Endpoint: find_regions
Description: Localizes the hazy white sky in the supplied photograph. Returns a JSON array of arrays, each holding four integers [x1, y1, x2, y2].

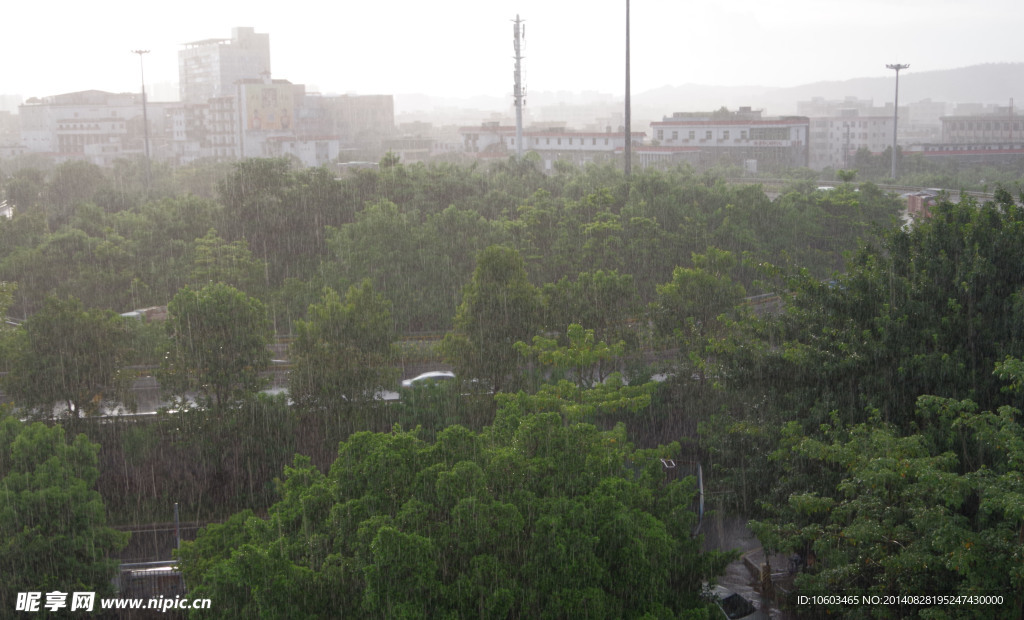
[[3, 0, 1020, 101]]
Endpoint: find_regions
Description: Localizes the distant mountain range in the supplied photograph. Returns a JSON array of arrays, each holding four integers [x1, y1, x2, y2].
[[638, 62, 1024, 116], [396, 63, 1024, 125]]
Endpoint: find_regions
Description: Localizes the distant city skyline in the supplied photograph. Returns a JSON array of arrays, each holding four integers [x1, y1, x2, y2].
[[4, 0, 1022, 104]]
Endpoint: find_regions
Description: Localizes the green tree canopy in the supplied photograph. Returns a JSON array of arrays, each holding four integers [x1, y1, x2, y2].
[[540, 270, 638, 347], [442, 245, 541, 392], [177, 398, 731, 618], [160, 283, 271, 409], [189, 228, 267, 298], [652, 247, 746, 343], [750, 380, 1024, 618], [0, 413, 129, 607], [515, 323, 626, 390], [289, 280, 397, 413], [1, 296, 128, 418]]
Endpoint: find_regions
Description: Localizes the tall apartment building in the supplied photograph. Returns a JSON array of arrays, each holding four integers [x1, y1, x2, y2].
[[808, 112, 893, 171], [168, 97, 240, 164], [799, 97, 949, 168], [179, 27, 270, 104]]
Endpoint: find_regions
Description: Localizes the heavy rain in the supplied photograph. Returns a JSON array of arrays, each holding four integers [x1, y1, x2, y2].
[[2, 3, 1024, 618]]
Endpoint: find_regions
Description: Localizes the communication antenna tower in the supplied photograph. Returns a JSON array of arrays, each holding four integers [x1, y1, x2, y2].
[[513, 15, 526, 160]]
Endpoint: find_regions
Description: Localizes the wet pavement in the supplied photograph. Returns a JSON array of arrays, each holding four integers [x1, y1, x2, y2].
[[703, 514, 796, 619]]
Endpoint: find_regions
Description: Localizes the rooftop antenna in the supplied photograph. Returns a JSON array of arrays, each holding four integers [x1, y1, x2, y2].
[[513, 15, 526, 160]]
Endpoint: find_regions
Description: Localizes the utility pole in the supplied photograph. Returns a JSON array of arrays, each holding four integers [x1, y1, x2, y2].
[[844, 123, 851, 170], [624, 0, 632, 179], [1010, 98, 1014, 144], [513, 15, 525, 160], [132, 49, 152, 190], [886, 63, 909, 180]]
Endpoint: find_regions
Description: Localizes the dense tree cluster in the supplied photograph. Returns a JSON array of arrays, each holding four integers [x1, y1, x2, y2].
[[160, 283, 273, 409], [0, 413, 128, 609], [1, 156, 901, 332], [2, 296, 130, 418], [176, 411, 731, 618], [694, 193, 1024, 615], [5, 154, 1022, 615], [289, 281, 397, 412]]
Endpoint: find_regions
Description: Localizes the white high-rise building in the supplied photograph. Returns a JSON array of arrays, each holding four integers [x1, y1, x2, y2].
[[178, 27, 271, 104], [808, 112, 893, 171]]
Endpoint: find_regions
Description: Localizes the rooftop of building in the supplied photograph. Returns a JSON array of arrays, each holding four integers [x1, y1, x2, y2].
[[181, 38, 232, 48], [651, 118, 808, 127]]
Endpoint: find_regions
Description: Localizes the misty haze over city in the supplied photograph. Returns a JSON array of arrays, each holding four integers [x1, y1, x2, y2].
[[4, 0, 1024, 101]]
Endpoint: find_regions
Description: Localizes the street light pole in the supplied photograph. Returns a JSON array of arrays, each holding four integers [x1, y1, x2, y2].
[[624, 0, 631, 180], [886, 63, 909, 180], [131, 49, 152, 190]]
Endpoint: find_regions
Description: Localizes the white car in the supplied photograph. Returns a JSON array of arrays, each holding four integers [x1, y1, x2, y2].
[[400, 371, 456, 389]]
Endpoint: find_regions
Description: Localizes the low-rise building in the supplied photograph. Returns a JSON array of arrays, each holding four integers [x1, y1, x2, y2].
[[634, 145, 702, 169], [458, 121, 643, 170], [940, 109, 1023, 143], [18, 90, 174, 165], [650, 108, 809, 172]]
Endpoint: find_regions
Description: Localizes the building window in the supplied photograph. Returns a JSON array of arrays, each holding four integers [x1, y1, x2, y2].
[[723, 130, 730, 140], [688, 131, 696, 140], [705, 131, 712, 139], [592, 138, 596, 145], [557, 138, 561, 145], [657, 130, 664, 140], [741, 130, 748, 140]]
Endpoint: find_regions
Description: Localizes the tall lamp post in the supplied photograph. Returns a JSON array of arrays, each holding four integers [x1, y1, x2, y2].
[[131, 49, 152, 190], [886, 63, 909, 180], [624, 0, 631, 180]]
